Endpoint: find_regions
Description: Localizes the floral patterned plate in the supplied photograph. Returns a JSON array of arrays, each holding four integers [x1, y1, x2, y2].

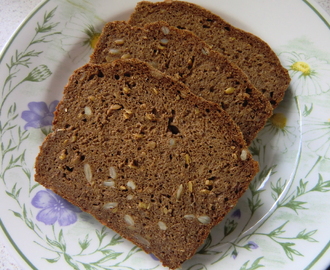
[[1, 0, 330, 269]]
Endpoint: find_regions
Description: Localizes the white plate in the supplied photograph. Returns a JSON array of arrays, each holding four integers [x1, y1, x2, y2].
[[1, 0, 330, 269]]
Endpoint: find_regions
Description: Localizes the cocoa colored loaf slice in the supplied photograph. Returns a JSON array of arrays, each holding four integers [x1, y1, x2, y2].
[[90, 21, 273, 144], [35, 59, 258, 269], [128, 0, 291, 108]]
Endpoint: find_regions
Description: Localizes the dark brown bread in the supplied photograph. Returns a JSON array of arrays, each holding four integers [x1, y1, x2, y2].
[[35, 59, 258, 269], [128, 0, 291, 108], [90, 21, 273, 144]]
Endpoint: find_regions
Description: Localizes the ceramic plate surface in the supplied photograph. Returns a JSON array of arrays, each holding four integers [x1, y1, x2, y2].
[[1, 0, 330, 269]]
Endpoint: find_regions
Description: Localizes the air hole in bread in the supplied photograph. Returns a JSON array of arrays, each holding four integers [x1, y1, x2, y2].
[[97, 70, 104, 78], [270, 100, 276, 106], [151, 108, 159, 117], [242, 100, 248, 107], [124, 72, 131, 77], [168, 125, 180, 134], [245, 88, 252, 94], [162, 194, 171, 199], [165, 60, 171, 69], [167, 110, 179, 134], [88, 74, 96, 81], [65, 165, 74, 172], [114, 74, 120, 80]]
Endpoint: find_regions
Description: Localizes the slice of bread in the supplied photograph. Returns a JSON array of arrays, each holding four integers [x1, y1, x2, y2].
[[90, 21, 273, 144], [35, 59, 258, 269], [128, 0, 291, 108]]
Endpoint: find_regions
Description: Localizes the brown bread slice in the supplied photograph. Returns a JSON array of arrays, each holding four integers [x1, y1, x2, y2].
[[128, 0, 291, 108], [35, 59, 258, 269], [90, 21, 273, 145]]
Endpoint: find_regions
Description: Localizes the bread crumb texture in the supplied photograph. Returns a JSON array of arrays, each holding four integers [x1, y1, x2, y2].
[[35, 59, 258, 269]]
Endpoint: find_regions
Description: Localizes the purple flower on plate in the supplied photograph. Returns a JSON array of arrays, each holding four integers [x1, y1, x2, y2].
[[21, 100, 59, 130], [150, 253, 159, 261], [231, 209, 241, 219], [231, 249, 238, 259], [31, 189, 81, 226], [245, 241, 259, 250]]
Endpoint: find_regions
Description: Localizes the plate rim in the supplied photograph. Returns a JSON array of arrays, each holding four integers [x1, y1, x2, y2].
[[1, 0, 330, 269]]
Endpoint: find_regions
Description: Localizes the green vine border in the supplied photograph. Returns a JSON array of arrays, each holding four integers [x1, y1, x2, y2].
[[0, 1, 51, 269]]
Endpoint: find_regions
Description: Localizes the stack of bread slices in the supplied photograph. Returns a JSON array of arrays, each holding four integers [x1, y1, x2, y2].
[[35, 1, 290, 269]]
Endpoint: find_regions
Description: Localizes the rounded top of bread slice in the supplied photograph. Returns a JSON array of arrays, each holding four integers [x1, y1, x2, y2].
[[90, 20, 273, 144], [36, 59, 258, 269], [128, 0, 291, 108]]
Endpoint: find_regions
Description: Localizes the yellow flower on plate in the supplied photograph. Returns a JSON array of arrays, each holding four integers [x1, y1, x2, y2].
[[257, 112, 297, 152], [82, 25, 101, 49], [61, 13, 102, 63], [280, 52, 330, 96], [269, 113, 287, 129], [291, 61, 311, 76]]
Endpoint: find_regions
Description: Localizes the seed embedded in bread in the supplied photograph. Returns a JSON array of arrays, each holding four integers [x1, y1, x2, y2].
[[103, 180, 115, 187], [109, 166, 117, 179], [114, 39, 125, 45], [158, 221, 168, 230], [184, 214, 195, 220], [84, 163, 92, 183], [103, 202, 118, 209], [124, 214, 135, 226], [198, 215, 211, 224], [127, 180, 136, 190]]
